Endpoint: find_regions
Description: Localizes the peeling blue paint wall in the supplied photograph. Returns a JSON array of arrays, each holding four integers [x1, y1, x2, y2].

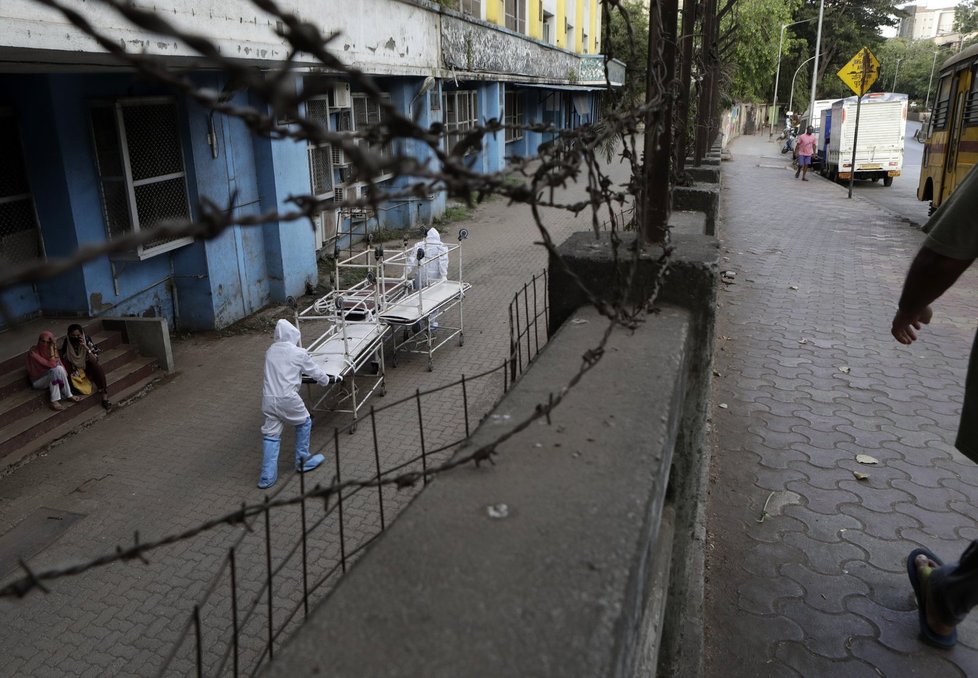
[[183, 77, 275, 329], [252, 90, 318, 306]]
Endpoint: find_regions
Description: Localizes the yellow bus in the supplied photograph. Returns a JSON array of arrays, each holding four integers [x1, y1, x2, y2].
[[918, 43, 978, 215]]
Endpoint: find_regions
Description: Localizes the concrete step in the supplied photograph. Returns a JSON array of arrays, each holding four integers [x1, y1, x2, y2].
[[0, 345, 140, 421], [0, 328, 123, 399], [0, 356, 161, 465]]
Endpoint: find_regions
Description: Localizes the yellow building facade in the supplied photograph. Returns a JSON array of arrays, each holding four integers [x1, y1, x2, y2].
[[485, 0, 600, 55]]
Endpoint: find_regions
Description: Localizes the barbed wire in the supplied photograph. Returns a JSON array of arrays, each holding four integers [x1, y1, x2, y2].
[[1, 0, 679, 631]]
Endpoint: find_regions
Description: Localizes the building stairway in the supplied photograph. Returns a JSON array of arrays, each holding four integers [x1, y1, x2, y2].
[[0, 319, 163, 467]]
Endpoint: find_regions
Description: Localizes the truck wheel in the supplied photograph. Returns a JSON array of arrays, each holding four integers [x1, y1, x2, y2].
[[883, 176, 894, 187]]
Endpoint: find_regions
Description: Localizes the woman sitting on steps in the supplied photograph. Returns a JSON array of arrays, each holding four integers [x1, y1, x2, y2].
[[60, 324, 112, 411], [26, 331, 81, 411]]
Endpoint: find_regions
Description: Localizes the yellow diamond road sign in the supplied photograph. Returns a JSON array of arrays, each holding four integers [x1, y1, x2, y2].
[[837, 47, 880, 96]]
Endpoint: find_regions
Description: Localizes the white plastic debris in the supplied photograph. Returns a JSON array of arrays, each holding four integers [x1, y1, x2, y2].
[[719, 403, 728, 409], [486, 503, 509, 519], [839, 366, 851, 374], [789, 285, 799, 290], [856, 454, 879, 465]]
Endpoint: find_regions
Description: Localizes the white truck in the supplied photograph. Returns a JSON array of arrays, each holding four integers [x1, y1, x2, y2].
[[819, 92, 907, 186]]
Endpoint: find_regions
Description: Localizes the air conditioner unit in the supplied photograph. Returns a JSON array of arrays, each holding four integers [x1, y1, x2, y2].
[[337, 166, 354, 184], [331, 146, 349, 166], [336, 110, 354, 132], [331, 83, 352, 109]]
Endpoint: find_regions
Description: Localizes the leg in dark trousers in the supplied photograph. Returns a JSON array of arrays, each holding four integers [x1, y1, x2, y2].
[[931, 541, 978, 626], [86, 357, 111, 407]]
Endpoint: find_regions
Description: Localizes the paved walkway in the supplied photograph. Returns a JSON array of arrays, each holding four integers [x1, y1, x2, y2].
[[0, 153, 635, 675], [706, 134, 978, 675]]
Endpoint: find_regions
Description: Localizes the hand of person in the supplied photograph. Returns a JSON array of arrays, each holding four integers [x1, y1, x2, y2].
[[891, 306, 933, 345]]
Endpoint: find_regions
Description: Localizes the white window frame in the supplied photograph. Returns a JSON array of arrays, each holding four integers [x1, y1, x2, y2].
[[504, 89, 524, 143], [505, 0, 526, 32], [460, 0, 481, 18], [442, 89, 480, 155], [90, 97, 193, 261]]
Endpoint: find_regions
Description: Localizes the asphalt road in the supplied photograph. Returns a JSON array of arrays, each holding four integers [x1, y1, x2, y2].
[[846, 119, 930, 229]]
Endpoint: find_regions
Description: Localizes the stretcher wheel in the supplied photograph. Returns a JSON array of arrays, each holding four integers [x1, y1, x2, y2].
[[350, 422, 357, 434], [380, 380, 387, 396], [427, 359, 433, 372], [458, 332, 464, 347]]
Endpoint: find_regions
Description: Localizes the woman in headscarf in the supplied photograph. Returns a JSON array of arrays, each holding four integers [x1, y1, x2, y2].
[[26, 331, 80, 411], [60, 323, 111, 411]]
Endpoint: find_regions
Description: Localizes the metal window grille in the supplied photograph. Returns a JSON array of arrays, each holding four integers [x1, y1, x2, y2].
[[966, 65, 978, 127], [505, 90, 524, 143], [90, 98, 192, 260], [352, 92, 393, 173], [0, 109, 43, 265], [442, 90, 479, 154], [460, 0, 480, 17], [933, 75, 953, 130], [305, 96, 334, 198]]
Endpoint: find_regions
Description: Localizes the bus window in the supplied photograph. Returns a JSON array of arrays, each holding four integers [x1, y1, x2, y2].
[[933, 75, 953, 130], [966, 64, 978, 127]]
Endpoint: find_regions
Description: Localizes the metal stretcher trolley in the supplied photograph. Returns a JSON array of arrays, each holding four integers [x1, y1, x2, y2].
[[379, 229, 470, 371], [294, 246, 408, 431]]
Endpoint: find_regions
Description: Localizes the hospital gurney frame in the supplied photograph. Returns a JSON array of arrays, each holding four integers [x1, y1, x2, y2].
[[379, 229, 470, 371], [303, 300, 389, 432]]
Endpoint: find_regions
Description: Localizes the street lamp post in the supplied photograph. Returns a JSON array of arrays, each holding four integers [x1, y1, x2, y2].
[[770, 17, 817, 137], [807, 0, 825, 125], [789, 54, 821, 115], [892, 57, 904, 91]]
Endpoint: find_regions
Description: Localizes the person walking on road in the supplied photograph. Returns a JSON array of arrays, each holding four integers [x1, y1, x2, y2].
[[794, 126, 817, 181], [258, 319, 340, 490], [892, 165, 978, 649]]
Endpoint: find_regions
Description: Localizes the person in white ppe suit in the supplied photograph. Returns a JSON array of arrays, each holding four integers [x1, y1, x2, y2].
[[404, 227, 449, 330], [258, 319, 340, 489]]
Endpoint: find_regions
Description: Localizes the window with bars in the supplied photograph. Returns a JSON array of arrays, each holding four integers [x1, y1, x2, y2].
[[460, 0, 480, 17], [352, 92, 393, 181], [505, 90, 524, 143], [442, 90, 479, 155], [90, 98, 192, 260], [0, 109, 43, 266], [965, 65, 978, 127], [933, 75, 953, 130], [505, 0, 526, 32], [305, 96, 334, 198]]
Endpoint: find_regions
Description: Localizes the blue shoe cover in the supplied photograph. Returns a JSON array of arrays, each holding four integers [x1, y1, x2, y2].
[[297, 453, 325, 473], [258, 436, 280, 489]]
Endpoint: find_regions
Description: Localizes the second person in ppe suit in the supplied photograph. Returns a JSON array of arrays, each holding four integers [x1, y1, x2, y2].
[[258, 319, 340, 490], [404, 227, 449, 330]]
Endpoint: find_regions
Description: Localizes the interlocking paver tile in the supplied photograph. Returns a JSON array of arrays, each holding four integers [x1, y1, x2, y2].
[[847, 637, 973, 676], [706, 134, 978, 675], [774, 641, 879, 678], [0, 142, 641, 673], [777, 598, 876, 659]]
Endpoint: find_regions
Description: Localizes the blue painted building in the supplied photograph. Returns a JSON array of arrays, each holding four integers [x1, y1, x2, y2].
[[0, 0, 623, 331]]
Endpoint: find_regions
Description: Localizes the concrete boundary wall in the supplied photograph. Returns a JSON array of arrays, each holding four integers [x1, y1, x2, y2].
[[263, 225, 718, 676], [102, 317, 174, 372]]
